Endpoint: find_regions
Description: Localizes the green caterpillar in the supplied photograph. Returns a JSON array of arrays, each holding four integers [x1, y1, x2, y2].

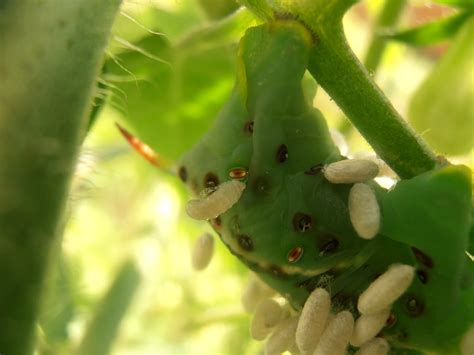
[[175, 20, 473, 354]]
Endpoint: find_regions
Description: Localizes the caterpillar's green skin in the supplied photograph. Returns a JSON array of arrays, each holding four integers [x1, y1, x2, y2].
[[178, 21, 473, 354]]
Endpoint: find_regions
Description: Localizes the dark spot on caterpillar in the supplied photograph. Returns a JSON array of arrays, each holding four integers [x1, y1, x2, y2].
[[403, 294, 424, 317], [178, 166, 187, 182], [204, 172, 219, 188], [287, 247, 304, 263], [317, 235, 339, 255], [251, 175, 271, 196], [268, 265, 288, 279], [243, 121, 254, 134], [229, 167, 248, 180], [305, 164, 324, 175], [411, 247, 434, 269], [237, 234, 253, 251], [417, 269, 428, 284], [293, 213, 313, 232], [276, 144, 289, 163], [386, 312, 397, 328]]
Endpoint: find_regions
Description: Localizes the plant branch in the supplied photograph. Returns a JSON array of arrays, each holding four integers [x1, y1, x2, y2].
[[0, 1, 122, 354], [307, 22, 437, 178]]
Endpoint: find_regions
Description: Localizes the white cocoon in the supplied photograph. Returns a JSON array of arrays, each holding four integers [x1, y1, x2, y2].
[[358, 264, 415, 315]]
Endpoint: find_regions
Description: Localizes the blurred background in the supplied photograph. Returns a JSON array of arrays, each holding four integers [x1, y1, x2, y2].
[[39, 0, 472, 354]]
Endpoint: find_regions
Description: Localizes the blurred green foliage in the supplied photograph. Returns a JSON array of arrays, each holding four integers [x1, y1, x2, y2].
[[409, 16, 474, 155]]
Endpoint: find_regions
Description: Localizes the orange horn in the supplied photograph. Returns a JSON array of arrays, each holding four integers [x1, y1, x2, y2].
[[116, 123, 163, 167]]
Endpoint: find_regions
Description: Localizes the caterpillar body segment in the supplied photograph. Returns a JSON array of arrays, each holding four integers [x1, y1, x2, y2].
[[175, 19, 473, 354], [381, 165, 474, 352]]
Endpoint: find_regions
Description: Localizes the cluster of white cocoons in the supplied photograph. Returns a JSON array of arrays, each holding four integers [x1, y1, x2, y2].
[[294, 288, 354, 355], [350, 264, 415, 353], [324, 159, 381, 240], [248, 263, 416, 355], [186, 180, 246, 220], [190, 233, 214, 271]]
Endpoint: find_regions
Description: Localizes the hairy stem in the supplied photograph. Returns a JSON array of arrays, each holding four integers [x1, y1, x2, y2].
[[77, 260, 140, 355], [0, 1, 122, 354], [307, 22, 437, 178]]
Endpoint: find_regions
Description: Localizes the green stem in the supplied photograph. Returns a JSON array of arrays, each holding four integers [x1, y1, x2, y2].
[[338, 0, 406, 135], [77, 260, 140, 355], [0, 1, 121, 354], [307, 23, 437, 178], [274, 0, 437, 178], [363, 0, 406, 73]]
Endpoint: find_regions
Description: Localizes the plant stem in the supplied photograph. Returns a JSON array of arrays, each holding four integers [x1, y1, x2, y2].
[[338, 0, 406, 135], [363, 0, 406, 73], [77, 260, 140, 355], [275, 0, 437, 178], [307, 23, 437, 178], [0, 1, 121, 354]]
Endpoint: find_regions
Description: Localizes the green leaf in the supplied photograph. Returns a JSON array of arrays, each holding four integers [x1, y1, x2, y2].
[[386, 11, 472, 46], [409, 16, 474, 155], [76, 260, 141, 355], [434, 0, 474, 11], [107, 9, 255, 161]]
